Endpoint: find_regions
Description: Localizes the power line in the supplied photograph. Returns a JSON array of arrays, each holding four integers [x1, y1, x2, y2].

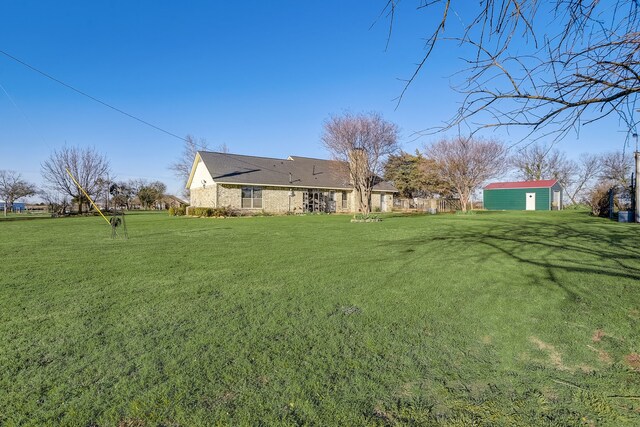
[[0, 79, 47, 144], [0, 49, 187, 142], [0, 50, 309, 182]]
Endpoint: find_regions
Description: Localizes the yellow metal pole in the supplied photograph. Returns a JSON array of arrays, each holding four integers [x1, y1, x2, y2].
[[65, 168, 111, 225]]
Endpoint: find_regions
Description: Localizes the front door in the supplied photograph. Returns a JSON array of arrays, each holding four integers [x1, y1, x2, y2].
[[526, 192, 536, 210], [380, 193, 386, 212]]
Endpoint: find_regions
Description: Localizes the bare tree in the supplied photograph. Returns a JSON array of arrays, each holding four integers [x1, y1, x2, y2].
[[322, 112, 400, 213], [585, 181, 613, 217], [510, 148, 630, 204], [599, 151, 633, 187], [427, 137, 507, 211], [39, 189, 69, 216], [583, 151, 635, 214], [382, 1, 640, 140], [510, 144, 576, 189], [170, 135, 209, 198], [0, 170, 37, 216], [564, 153, 602, 205], [170, 135, 229, 198], [41, 146, 110, 214]]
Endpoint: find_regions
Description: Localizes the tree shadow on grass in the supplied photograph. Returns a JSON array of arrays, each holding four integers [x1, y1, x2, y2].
[[380, 215, 640, 298], [483, 220, 639, 278]]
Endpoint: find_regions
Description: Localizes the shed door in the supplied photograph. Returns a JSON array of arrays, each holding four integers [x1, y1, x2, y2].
[[380, 193, 386, 212], [526, 192, 536, 210], [553, 191, 561, 210]]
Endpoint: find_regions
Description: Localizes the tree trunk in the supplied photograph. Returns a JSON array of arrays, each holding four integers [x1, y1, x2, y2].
[[459, 190, 470, 212], [355, 187, 364, 213], [362, 195, 370, 214], [356, 183, 372, 214]]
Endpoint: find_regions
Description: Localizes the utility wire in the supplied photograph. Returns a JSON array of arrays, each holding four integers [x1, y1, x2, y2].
[[0, 49, 187, 142], [0, 79, 47, 144], [0, 50, 309, 181]]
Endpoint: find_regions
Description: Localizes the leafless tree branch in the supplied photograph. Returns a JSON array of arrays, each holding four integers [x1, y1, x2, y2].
[[385, 1, 640, 139], [41, 146, 110, 214], [322, 112, 400, 214], [426, 136, 507, 211], [0, 170, 37, 215]]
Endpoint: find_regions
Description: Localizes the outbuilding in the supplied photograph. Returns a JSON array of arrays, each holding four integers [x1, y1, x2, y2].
[[483, 179, 563, 211], [0, 202, 26, 213]]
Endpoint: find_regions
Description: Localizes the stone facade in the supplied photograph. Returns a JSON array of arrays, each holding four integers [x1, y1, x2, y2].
[[215, 185, 304, 213], [190, 183, 217, 208], [336, 191, 351, 213], [216, 185, 241, 209], [370, 192, 393, 212], [190, 183, 393, 214], [348, 190, 393, 213], [263, 186, 304, 213]]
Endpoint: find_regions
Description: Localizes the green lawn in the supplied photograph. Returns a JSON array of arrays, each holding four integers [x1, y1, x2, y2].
[[1, 212, 51, 220], [1, 211, 640, 426]]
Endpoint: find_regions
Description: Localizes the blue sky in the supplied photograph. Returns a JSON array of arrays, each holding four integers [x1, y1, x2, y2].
[[0, 1, 633, 196]]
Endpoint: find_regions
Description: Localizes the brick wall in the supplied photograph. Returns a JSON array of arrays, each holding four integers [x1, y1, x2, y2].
[[191, 183, 393, 214], [217, 185, 241, 208], [263, 187, 304, 213], [215, 185, 303, 213], [190, 184, 217, 207]]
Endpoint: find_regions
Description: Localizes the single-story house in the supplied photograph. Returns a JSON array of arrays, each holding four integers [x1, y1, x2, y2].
[[128, 195, 187, 210], [483, 179, 563, 211], [186, 151, 397, 213], [154, 195, 187, 210]]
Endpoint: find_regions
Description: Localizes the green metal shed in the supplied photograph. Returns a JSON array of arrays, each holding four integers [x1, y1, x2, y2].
[[483, 179, 563, 211]]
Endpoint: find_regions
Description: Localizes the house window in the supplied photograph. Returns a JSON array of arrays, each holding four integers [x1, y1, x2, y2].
[[341, 192, 348, 209], [241, 186, 262, 208]]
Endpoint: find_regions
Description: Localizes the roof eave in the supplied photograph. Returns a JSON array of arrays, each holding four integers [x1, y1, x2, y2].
[[484, 179, 559, 190], [185, 152, 203, 189]]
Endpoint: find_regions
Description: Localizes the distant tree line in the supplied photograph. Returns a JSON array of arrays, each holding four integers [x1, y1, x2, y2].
[[383, 140, 633, 215], [3, 132, 230, 215], [320, 112, 632, 215], [0, 170, 37, 216], [110, 179, 167, 210], [2, 124, 633, 218], [1, 145, 172, 216]]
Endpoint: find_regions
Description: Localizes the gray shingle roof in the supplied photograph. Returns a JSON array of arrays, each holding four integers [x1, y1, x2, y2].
[[198, 151, 397, 192]]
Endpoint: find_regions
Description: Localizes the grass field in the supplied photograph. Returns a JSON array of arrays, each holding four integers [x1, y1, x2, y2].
[[1, 211, 640, 426]]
